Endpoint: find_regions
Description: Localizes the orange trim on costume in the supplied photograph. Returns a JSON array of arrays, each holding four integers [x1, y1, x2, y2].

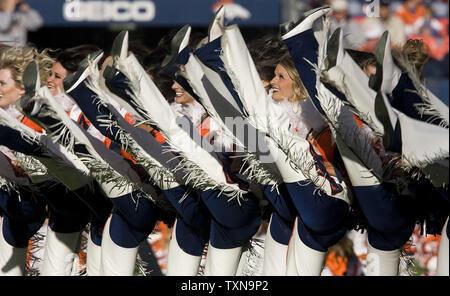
[[103, 137, 112, 149], [353, 114, 365, 129], [225, 172, 234, 184], [198, 116, 211, 138], [150, 129, 166, 144], [124, 113, 136, 125], [78, 114, 91, 129], [121, 149, 136, 163], [74, 110, 137, 163], [21, 116, 43, 133], [312, 127, 335, 163]]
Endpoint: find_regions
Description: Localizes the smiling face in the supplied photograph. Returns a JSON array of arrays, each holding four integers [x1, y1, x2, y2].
[[0, 68, 24, 109], [47, 62, 68, 96], [270, 64, 294, 102], [171, 81, 195, 105]]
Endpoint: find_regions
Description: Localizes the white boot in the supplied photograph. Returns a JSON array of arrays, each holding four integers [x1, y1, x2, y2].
[[262, 215, 289, 276], [208, 5, 225, 42], [281, 6, 331, 40], [285, 218, 326, 276], [99, 215, 139, 276], [326, 28, 345, 70], [0, 217, 27, 276], [365, 241, 400, 276], [86, 231, 102, 276], [41, 227, 80, 276], [436, 218, 449, 276], [166, 220, 202, 276], [371, 31, 402, 95], [204, 243, 242, 276]]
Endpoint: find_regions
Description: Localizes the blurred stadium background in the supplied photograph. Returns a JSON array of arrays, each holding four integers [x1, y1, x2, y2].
[[25, 0, 448, 105]]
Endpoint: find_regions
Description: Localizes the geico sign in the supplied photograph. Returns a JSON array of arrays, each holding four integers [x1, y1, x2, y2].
[[63, 1, 155, 22]]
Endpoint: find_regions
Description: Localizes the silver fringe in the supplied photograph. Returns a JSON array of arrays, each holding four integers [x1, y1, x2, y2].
[[392, 51, 449, 129]]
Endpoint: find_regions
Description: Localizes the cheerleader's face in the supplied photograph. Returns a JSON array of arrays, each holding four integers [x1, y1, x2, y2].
[[0, 68, 24, 109], [47, 62, 68, 96], [172, 81, 194, 105], [270, 64, 294, 102]]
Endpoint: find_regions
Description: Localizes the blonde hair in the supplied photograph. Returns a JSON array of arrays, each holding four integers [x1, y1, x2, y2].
[[402, 39, 429, 79], [279, 52, 308, 102], [0, 46, 54, 89]]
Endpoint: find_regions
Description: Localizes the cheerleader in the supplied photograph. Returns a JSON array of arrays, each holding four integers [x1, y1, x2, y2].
[[31, 45, 114, 276], [0, 45, 72, 276], [246, 35, 299, 276], [17, 45, 116, 275], [368, 32, 449, 275]]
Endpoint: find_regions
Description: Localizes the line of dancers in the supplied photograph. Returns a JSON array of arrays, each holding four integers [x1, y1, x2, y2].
[[0, 5, 448, 276]]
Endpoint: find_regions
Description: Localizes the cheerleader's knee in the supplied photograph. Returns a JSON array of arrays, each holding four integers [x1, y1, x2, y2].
[[300, 197, 348, 234], [45, 189, 91, 233], [200, 190, 260, 229], [209, 216, 261, 249], [0, 192, 46, 248], [367, 222, 416, 251], [262, 184, 297, 222], [47, 209, 90, 234], [174, 217, 210, 256], [163, 186, 210, 229], [296, 216, 348, 252], [269, 211, 295, 245], [353, 185, 409, 233], [108, 211, 156, 248], [285, 182, 349, 233], [110, 191, 159, 234]]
